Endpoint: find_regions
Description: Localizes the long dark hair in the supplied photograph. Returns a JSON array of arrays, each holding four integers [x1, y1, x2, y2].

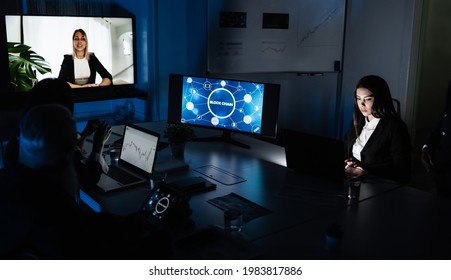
[[352, 75, 398, 135]]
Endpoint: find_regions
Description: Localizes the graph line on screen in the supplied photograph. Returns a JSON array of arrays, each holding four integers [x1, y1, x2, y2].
[[121, 141, 155, 163]]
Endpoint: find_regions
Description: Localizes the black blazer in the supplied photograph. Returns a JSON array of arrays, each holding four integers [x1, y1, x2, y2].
[[345, 116, 412, 183], [58, 53, 113, 84]]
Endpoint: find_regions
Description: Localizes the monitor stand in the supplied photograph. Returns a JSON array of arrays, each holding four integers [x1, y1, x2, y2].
[[192, 131, 250, 149]]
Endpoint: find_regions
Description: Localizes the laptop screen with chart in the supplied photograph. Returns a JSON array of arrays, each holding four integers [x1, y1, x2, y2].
[[97, 124, 160, 192], [120, 125, 158, 173]]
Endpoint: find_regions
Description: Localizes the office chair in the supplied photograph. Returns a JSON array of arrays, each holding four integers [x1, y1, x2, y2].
[[392, 98, 401, 115]]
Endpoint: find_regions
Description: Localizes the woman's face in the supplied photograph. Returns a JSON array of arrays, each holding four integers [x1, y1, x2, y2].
[[355, 87, 375, 120], [73, 31, 87, 53]]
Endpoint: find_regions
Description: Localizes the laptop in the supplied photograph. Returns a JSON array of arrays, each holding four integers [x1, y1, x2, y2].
[[97, 124, 160, 192], [282, 129, 346, 184]]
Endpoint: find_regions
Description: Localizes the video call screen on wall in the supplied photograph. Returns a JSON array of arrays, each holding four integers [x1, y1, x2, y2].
[[4, 14, 136, 93], [168, 74, 280, 138]]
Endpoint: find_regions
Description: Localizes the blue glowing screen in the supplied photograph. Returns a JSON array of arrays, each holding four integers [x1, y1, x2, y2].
[[180, 76, 265, 134]]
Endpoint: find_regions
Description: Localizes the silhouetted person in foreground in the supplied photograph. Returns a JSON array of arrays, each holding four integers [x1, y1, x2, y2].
[[3, 78, 110, 189], [0, 104, 171, 259]]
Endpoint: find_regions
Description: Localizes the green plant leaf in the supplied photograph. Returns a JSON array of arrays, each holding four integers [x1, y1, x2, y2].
[[8, 42, 52, 92]]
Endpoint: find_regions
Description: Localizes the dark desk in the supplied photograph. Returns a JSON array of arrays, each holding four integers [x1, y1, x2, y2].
[[255, 185, 451, 259], [80, 122, 444, 259]]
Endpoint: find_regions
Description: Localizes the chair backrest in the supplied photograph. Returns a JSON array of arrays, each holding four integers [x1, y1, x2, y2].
[[392, 98, 401, 115]]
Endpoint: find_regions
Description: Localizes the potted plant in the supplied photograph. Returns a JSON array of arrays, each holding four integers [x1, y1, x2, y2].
[[164, 122, 196, 157], [8, 42, 52, 92]]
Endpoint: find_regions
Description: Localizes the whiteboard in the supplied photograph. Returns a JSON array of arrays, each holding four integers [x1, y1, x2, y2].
[[207, 0, 346, 73]]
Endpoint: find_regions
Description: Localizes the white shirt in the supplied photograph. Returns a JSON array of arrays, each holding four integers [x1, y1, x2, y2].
[[74, 57, 90, 85], [352, 117, 381, 161]]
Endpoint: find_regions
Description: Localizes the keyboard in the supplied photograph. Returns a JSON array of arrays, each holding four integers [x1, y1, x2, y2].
[[107, 165, 142, 185]]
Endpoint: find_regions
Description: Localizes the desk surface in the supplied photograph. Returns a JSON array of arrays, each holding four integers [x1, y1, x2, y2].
[[81, 122, 450, 259], [255, 185, 451, 259]]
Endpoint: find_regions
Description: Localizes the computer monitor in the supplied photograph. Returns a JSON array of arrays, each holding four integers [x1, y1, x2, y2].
[[2, 14, 137, 105], [168, 74, 280, 148]]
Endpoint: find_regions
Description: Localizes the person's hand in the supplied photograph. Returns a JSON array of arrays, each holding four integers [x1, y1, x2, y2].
[[68, 83, 99, 88], [345, 166, 366, 177], [344, 158, 366, 176], [80, 119, 101, 138], [92, 121, 112, 154], [421, 148, 433, 173], [81, 83, 100, 88], [344, 158, 359, 169], [76, 119, 101, 150]]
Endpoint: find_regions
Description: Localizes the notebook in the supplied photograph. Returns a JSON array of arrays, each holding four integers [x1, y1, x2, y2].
[[97, 124, 160, 192], [282, 129, 346, 184]]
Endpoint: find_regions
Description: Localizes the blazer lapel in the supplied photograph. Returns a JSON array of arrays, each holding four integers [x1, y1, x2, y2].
[[360, 118, 387, 153]]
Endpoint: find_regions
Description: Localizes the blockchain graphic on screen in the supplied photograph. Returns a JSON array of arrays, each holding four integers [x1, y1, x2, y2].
[[181, 76, 265, 134]]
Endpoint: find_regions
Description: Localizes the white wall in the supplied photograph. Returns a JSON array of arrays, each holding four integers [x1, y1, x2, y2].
[[340, 0, 420, 138]]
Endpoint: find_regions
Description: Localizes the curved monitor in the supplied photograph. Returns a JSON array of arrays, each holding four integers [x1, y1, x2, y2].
[[168, 74, 280, 148]]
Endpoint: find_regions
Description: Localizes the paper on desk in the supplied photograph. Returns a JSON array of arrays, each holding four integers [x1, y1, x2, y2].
[[207, 192, 271, 222]]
